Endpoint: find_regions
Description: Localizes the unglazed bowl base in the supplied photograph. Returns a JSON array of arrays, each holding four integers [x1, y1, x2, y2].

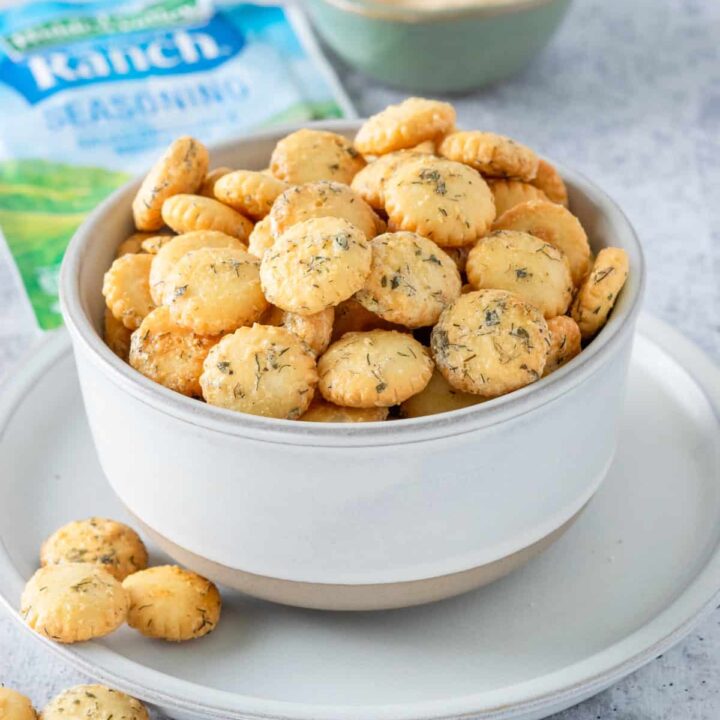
[[130, 506, 585, 611]]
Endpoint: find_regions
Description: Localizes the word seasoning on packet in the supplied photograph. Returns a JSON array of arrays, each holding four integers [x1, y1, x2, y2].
[[0, 0, 353, 329]]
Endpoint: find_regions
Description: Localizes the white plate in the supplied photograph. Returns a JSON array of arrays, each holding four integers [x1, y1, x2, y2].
[[0, 315, 719, 720]]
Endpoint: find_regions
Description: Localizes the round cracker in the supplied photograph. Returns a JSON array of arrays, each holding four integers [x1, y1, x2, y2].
[[40, 517, 148, 582], [123, 565, 221, 642], [264, 306, 335, 356], [384, 156, 495, 247], [300, 399, 389, 423], [201, 324, 317, 419], [544, 315, 582, 376], [354, 97, 456, 155], [21, 563, 128, 644], [161, 194, 253, 241], [571, 247, 629, 339], [355, 231, 461, 328], [41, 686, 148, 720], [247, 216, 275, 258], [466, 230, 574, 318], [214, 170, 288, 220], [102, 253, 155, 330], [269, 181, 381, 240], [438, 131, 539, 181], [0, 688, 36, 720], [270, 128, 365, 185], [149, 230, 244, 305], [104, 307, 132, 361], [261, 217, 372, 315], [350, 150, 425, 210], [130, 306, 220, 397], [488, 179, 549, 216], [431, 289, 550, 398], [531, 158, 569, 206], [164, 246, 267, 336], [318, 330, 433, 408], [493, 200, 591, 285], [132, 136, 208, 231], [399, 369, 483, 418]]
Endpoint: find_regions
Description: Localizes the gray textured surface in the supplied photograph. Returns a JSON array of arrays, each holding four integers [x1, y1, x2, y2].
[[1, 0, 719, 716]]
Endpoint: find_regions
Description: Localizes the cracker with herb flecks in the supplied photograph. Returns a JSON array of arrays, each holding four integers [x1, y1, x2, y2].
[[439, 131, 539, 182], [466, 230, 574, 319], [102, 253, 155, 330], [271, 128, 365, 186], [132, 136, 209, 231], [123, 565, 221, 642], [129, 307, 220, 397], [201, 325, 317, 419], [350, 149, 427, 210], [544, 316, 582, 376], [354, 97, 456, 156], [431, 289, 550, 398], [493, 200, 591, 286], [318, 329, 432, 408], [148, 229, 244, 305], [571, 247, 629, 339], [40, 517, 148, 582], [21, 563, 128, 643], [164, 246, 267, 336], [42, 685, 148, 720], [269, 180, 382, 240], [214, 170, 288, 220], [355, 231, 461, 328], [161, 194, 253, 241], [384, 156, 495, 248], [261, 217, 372, 315]]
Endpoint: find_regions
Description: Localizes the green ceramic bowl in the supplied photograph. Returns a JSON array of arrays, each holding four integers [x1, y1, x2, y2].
[[307, 0, 572, 92]]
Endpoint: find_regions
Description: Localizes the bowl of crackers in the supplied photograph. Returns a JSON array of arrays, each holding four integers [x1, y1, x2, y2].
[[61, 97, 644, 611]]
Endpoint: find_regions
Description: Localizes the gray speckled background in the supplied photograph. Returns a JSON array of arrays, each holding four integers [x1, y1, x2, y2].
[[1, 0, 719, 717]]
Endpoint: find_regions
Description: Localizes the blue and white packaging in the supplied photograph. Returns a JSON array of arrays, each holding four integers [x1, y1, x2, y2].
[[0, 0, 354, 329]]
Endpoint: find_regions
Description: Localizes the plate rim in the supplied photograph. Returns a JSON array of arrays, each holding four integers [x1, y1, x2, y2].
[[0, 314, 719, 720]]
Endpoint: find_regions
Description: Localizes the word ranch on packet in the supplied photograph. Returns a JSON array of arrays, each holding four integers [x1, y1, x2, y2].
[[0, 0, 354, 330]]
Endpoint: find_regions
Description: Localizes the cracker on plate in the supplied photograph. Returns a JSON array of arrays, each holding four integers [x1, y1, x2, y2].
[[122, 565, 221, 642], [21, 563, 128, 644], [40, 517, 148, 582]]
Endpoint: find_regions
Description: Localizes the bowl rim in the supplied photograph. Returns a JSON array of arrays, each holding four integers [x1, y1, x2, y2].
[[312, 0, 565, 23], [59, 119, 646, 447]]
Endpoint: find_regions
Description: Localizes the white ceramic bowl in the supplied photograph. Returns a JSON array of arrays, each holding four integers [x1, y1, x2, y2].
[[60, 120, 645, 611]]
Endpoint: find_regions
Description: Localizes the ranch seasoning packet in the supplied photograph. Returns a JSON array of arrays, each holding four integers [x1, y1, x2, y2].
[[0, 0, 354, 330]]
